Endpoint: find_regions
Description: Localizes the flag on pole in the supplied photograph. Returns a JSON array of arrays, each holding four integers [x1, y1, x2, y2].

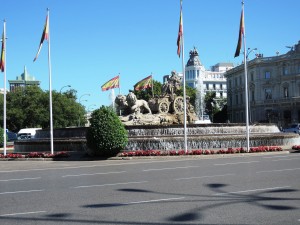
[[177, 0, 183, 57], [234, 5, 244, 58], [33, 15, 49, 62], [134, 75, 152, 91], [0, 27, 5, 72], [101, 75, 120, 91]]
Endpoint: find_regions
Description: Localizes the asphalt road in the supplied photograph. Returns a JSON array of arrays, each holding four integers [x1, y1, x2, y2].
[[0, 152, 299, 225]]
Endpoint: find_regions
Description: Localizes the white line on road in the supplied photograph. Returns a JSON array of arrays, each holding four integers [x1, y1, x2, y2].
[[256, 168, 300, 173], [0, 211, 46, 217], [0, 177, 41, 182], [175, 173, 235, 180], [213, 186, 291, 196], [72, 181, 148, 189], [122, 197, 185, 205], [143, 166, 200, 172], [214, 161, 260, 166], [0, 189, 44, 195], [62, 171, 126, 177], [272, 158, 300, 162]]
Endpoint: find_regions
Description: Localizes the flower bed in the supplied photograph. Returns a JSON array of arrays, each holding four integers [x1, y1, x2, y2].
[[0, 151, 70, 159], [292, 145, 300, 150], [117, 146, 283, 157]]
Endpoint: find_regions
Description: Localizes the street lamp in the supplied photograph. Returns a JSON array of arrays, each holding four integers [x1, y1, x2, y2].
[[78, 94, 90, 127], [88, 104, 96, 112], [60, 85, 71, 94], [246, 48, 257, 60], [246, 48, 257, 124]]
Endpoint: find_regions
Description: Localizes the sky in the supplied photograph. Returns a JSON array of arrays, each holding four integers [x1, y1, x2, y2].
[[1, 0, 299, 109]]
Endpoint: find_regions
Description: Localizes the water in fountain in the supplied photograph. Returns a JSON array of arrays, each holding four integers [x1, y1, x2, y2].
[[195, 72, 205, 122], [125, 124, 300, 151]]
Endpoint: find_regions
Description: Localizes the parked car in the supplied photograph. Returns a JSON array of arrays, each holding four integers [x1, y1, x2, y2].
[[7, 130, 18, 142], [282, 124, 300, 134], [17, 128, 42, 140]]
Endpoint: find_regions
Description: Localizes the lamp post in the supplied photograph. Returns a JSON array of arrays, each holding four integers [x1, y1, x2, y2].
[[78, 94, 90, 127], [60, 85, 71, 94], [246, 48, 257, 124], [88, 104, 96, 112], [246, 48, 257, 61]]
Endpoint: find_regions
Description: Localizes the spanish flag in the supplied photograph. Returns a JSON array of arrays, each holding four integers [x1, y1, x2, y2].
[[234, 6, 244, 58], [177, 0, 183, 58], [0, 27, 5, 72], [134, 75, 152, 91], [33, 15, 49, 62], [101, 75, 120, 91]]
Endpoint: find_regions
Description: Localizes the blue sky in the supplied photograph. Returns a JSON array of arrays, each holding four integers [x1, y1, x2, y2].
[[1, 0, 299, 108]]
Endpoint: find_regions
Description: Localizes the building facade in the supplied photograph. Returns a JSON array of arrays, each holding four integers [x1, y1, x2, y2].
[[225, 40, 300, 127], [8, 66, 40, 92]]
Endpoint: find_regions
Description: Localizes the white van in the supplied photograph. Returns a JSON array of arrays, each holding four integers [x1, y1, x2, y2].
[[17, 128, 42, 140]]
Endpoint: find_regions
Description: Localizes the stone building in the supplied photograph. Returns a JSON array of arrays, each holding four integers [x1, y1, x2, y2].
[[225, 40, 300, 127]]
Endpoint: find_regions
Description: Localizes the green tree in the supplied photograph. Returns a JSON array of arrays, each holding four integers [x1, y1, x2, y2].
[[86, 106, 128, 157], [0, 86, 87, 132], [133, 80, 162, 101]]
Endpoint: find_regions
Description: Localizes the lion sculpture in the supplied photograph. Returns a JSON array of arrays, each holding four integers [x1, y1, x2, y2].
[[126, 91, 152, 114]]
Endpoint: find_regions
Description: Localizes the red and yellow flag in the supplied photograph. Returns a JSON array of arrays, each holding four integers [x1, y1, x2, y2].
[[101, 75, 120, 91], [33, 15, 49, 62], [234, 6, 244, 58], [134, 75, 152, 91], [177, 0, 183, 57], [0, 27, 5, 72]]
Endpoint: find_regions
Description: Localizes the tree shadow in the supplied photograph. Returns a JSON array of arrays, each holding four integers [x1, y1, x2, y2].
[[81, 183, 299, 223]]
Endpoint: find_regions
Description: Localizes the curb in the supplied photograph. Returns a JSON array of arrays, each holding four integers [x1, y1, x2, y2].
[[0, 150, 293, 161]]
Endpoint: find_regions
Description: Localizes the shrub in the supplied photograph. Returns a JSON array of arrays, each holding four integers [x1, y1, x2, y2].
[[86, 106, 128, 157], [0, 127, 4, 146]]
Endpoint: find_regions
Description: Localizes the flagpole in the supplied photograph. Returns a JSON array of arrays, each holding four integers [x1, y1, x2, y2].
[[241, 1, 250, 152], [180, 1, 188, 153], [2, 20, 6, 156], [151, 73, 154, 98], [47, 9, 54, 154]]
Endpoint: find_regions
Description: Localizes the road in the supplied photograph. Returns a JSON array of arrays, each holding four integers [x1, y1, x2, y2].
[[0, 152, 299, 225]]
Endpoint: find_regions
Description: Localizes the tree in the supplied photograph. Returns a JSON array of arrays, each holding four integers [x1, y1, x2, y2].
[[133, 80, 162, 102], [86, 106, 128, 157], [0, 86, 87, 132]]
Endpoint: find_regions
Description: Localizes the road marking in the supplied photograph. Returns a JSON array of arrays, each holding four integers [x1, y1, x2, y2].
[[0, 159, 201, 173], [143, 166, 200, 172], [0, 177, 41, 182], [175, 173, 235, 180], [256, 168, 300, 173], [72, 181, 148, 189], [0, 189, 44, 195], [0, 211, 46, 217], [214, 186, 291, 196], [263, 155, 292, 159], [272, 158, 300, 162], [214, 161, 259, 166], [122, 197, 185, 205], [62, 171, 126, 178]]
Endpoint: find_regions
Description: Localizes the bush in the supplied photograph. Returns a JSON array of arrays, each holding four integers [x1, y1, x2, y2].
[[0, 127, 4, 146], [86, 106, 128, 157]]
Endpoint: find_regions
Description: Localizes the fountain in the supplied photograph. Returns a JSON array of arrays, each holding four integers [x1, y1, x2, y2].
[[13, 72, 300, 154]]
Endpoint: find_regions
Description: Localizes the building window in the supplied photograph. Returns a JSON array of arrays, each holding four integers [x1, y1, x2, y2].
[[265, 71, 271, 79], [235, 94, 238, 105], [250, 72, 254, 81], [284, 87, 289, 98], [229, 80, 232, 89], [251, 90, 255, 101], [240, 93, 243, 104], [283, 64, 288, 75], [265, 88, 272, 99]]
